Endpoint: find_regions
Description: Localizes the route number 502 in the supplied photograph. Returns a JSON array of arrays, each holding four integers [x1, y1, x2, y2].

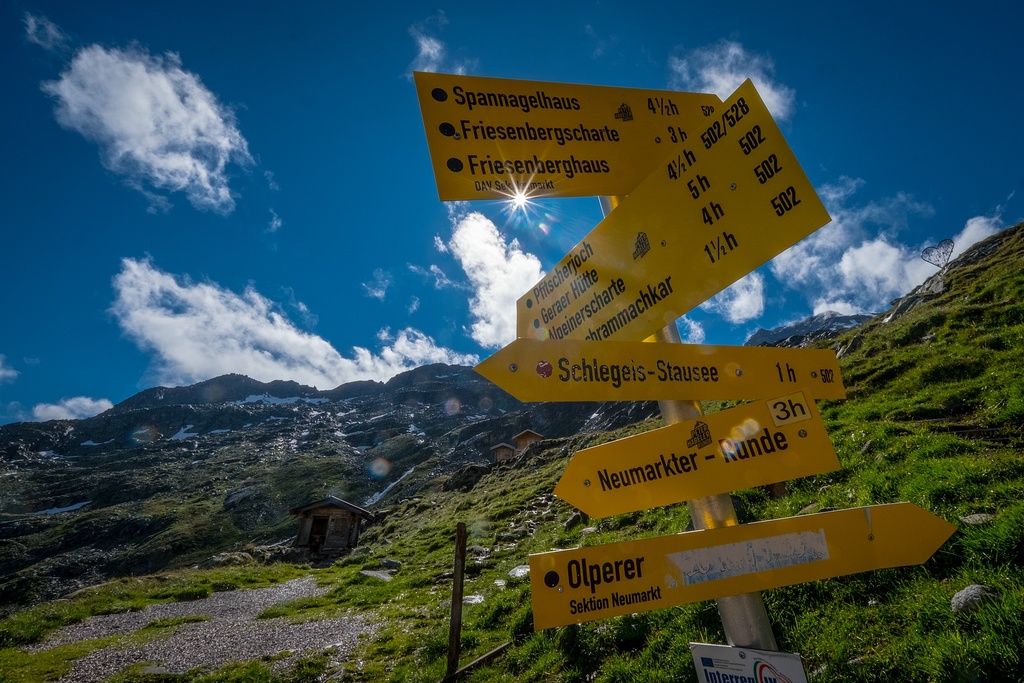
[[771, 186, 801, 217]]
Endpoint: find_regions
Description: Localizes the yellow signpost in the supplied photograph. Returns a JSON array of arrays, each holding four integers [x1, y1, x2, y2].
[[515, 79, 831, 343], [414, 72, 722, 201], [475, 338, 845, 402], [415, 74, 955, 650], [529, 503, 956, 630], [554, 390, 838, 517]]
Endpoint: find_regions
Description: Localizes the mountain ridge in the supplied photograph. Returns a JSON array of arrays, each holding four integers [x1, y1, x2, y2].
[[1, 223, 1021, 619]]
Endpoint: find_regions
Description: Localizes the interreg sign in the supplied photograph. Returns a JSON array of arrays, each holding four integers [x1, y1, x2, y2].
[[690, 643, 809, 683]]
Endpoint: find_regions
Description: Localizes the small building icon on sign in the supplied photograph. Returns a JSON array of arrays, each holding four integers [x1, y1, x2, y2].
[[633, 232, 651, 260], [687, 421, 712, 449], [614, 103, 633, 122]]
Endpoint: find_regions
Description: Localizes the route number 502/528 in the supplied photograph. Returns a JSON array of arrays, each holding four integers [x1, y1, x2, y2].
[[771, 186, 801, 216]]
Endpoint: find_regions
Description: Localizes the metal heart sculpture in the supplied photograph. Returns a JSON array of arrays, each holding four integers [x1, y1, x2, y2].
[[921, 239, 954, 268]]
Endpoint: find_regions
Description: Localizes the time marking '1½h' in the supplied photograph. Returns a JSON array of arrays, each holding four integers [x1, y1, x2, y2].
[[704, 231, 738, 264]]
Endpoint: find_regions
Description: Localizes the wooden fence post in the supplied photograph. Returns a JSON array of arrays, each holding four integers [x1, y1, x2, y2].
[[446, 521, 468, 678]]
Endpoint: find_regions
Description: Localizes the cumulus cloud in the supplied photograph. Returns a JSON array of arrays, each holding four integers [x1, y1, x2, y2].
[[668, 40, 796, 121], [32, 397, 113, 421], [950, 215, 1002, 261], [445, 212, 544, 348], [770, 178, 1004, 315], [41, 44, 253, 213], [701, 272, 765, 324], [362, 269, 393, 301], [677, 317, 706, 344], [109, 258, 477, 389], [0, 356, 18, 384]]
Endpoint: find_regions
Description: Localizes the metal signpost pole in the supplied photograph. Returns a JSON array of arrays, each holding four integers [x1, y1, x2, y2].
[[603, 194, 777, 651]]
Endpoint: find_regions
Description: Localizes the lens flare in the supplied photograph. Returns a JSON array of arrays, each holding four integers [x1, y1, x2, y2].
[[444, 397, 462, 415], [720, 418, 762, 459], [129, 425, 159, 445], [369, 458, 391, 479]]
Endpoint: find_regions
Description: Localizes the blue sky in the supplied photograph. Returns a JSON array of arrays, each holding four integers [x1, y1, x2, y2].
[[2, 2, 1021, 424]]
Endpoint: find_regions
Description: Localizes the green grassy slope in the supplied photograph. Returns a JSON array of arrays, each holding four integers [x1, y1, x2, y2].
[[2, 224, 1023, 682]]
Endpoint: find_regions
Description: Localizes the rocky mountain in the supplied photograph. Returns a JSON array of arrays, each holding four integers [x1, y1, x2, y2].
[[744, 310, 873, 348], [0, 363, 657, 611], [2, 223, 1020, 617]]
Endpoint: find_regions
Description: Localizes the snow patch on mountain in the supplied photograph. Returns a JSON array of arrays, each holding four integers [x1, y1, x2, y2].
[[365, 466, 416, 506], [744, 311, 872, 347], [236, 394, 330, 406]]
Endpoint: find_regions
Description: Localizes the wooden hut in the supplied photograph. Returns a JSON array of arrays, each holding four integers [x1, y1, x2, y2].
[[513, 429, 544, 451], [289, 496, 374, 552], [490, 430, 546, 464], [490, 442, 517, 464]]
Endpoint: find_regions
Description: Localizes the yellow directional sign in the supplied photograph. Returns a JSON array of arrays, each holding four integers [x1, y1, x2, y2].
[[516, 79, 831, 343], [529, 503, 956, 629], [555, 390, 838, 518], [414, 71, 721, 201], [475, 338, 845, 402]]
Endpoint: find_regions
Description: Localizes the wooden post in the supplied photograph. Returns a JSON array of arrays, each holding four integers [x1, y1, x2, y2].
[[446, 522, 468, 677], [602, 195, 778, 651]]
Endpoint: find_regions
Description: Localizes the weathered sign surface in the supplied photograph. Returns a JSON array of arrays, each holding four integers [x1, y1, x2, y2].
[[414, 71, 721, 200], [515, 79, 831, 343], [554, 390, 839, 517], [529, 503, 956, 629], [476, 338, 845, 402]]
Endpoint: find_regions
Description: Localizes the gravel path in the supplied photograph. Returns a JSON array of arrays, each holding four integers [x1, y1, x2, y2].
[[27, 577, 377, 682]]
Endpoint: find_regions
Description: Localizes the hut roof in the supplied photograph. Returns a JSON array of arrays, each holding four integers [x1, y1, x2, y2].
[[289, 496, 375, 521]]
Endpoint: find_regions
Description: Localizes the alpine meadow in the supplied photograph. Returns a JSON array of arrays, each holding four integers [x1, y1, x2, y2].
[[2, 224, 1024, 682]]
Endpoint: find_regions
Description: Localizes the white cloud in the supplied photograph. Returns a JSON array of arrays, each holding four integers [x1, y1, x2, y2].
[[837, 238, 927, 301], [409, 263, 456, 289], [950, 215, 1001, 260], [769, 178, 1006, 315], [267, 209, 283, 233], [0, 356, 18, 384], [668, 40, 796, 121], [409, 28, 447, 74], [701, 272, 765, 324], [109, 258, 478, 389], [407, 11, 475, 76], [362, 269, 393, 301], [584, 24, 619, 59], [32, 397, 113, 422], [677, 317, 706, 344], [446, 212, 544, 348], [408, 296, 421, 314], [264, 170, 279, 191], [24, 13, 67, 51], [42, 44, 253, 214]]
